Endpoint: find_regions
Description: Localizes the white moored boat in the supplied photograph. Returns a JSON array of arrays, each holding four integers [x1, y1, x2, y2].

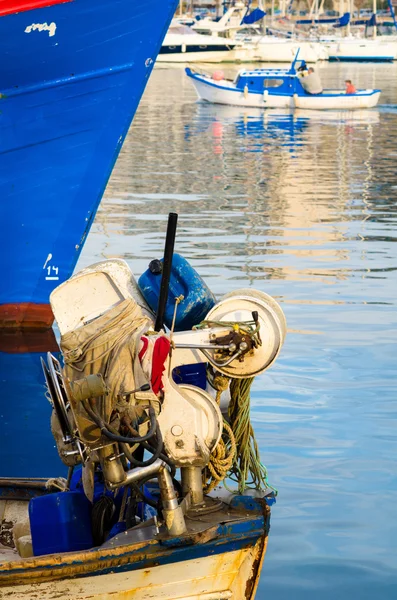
[[186, 56, 381, 110], [324, 37, 397, 61], [240, 35, 329, 63], [158, 23, 242, 63]]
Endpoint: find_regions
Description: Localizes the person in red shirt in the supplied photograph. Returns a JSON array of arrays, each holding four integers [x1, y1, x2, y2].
[[345, 80, 356, 94]]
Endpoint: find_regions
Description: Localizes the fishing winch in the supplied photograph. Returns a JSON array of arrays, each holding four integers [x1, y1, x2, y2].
[[170, 287, 286, 380], [42, 214, 286, 539]]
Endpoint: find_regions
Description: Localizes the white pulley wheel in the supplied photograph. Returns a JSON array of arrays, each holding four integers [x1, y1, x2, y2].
[[205, 288, 286, 378], [179, 384, 223, 451]]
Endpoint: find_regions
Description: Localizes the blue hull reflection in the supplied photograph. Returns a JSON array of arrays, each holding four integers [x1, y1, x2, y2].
[[0, 332, 63, 477]]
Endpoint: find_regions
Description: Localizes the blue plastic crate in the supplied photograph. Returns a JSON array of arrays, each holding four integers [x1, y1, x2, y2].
[[29, 491, 93, 556]]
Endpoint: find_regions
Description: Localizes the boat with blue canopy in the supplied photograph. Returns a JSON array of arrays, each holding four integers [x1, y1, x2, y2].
[[186, 53, 381, 110]]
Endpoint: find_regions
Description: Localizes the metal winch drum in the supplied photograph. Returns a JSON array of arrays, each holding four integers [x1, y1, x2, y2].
[[203, 288, 287, 379]]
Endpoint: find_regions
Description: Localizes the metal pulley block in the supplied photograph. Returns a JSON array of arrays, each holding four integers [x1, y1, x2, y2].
[[201, 288, 286, 378], [170, 288, 286, 379], [156, 364, 223, 467]]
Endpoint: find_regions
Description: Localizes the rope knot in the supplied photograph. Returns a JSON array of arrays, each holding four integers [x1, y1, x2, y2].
[[212, 374, 230, 392]]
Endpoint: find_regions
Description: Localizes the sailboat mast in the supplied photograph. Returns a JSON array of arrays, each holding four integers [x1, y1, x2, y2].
[[346, 0, 351, 36], [339, 0, 345, 36], [373, 0, 377, 38]]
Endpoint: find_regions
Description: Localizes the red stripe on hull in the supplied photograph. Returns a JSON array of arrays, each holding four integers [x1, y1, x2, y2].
[[0, 0, 72, 17], [0, 303, 54, 330]]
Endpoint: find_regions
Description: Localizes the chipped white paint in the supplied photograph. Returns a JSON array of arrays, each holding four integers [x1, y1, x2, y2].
[[25, 22, 57, 37], [0, 545, 261, 599]]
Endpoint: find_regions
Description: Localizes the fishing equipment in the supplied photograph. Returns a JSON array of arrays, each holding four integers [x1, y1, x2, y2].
[[41, 213, 286, 552]]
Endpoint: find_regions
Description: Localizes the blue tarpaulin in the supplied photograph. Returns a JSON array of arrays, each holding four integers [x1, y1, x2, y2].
[[334, 12, 350, 28], [351, 13, 376, 26], [296, 12, 350, 26], [242, 8, 266, 25]]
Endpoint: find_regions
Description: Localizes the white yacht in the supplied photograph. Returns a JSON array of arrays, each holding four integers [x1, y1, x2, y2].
[[158, 23, 243, 63], [192, 2, 256, 37], [323, 36, 397, 61]]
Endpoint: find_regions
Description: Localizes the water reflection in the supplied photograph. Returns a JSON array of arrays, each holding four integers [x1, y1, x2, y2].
[[84, 74, 391, 299], [185, 105, 309, 149], [0, 332, 64, 478]]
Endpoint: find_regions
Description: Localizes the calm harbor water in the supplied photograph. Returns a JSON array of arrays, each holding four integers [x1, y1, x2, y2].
[[1, 61, 396, 598]]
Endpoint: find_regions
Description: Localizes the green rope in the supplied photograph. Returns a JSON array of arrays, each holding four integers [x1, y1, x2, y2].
[[228, 377, 278, 496]]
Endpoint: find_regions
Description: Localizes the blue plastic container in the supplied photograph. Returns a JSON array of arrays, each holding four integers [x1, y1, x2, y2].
[[138, 254, 216, 331], [29, 491, 93, 556]]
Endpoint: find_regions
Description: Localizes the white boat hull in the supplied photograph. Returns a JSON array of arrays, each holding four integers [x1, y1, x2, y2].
[[252, 39, 328, 63], [157, 49, 241, 63], [188, 76, 381, 110], [0, 485, 272, 600], [0, 540, 266, 600], [293, 90, 381, 109], [324, 38, 397, 61]]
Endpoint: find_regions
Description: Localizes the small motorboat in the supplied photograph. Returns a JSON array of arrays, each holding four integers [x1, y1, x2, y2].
[[186, 55, 381, 110], [0, 215, 286, 600]]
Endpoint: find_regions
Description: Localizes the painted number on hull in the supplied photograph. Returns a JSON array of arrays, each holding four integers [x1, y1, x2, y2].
[[43, 253, 59, 281]]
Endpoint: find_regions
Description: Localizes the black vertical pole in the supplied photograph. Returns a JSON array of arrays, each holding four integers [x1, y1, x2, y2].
[[154, 213, 178, 332]]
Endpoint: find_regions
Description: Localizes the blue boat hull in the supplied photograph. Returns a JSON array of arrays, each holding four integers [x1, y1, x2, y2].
[[0, 0, 177, 329], [0, 331, 63, 478], [328, 56, 394, 62]]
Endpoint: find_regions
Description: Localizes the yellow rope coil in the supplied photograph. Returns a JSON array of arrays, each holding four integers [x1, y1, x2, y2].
[[204, 420, 236, 494], [203, 374, 236, 494]]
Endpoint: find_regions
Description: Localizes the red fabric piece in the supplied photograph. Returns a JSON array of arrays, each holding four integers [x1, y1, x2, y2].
[[151, 337, 171, 394], [138, 336, 149, 362]]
